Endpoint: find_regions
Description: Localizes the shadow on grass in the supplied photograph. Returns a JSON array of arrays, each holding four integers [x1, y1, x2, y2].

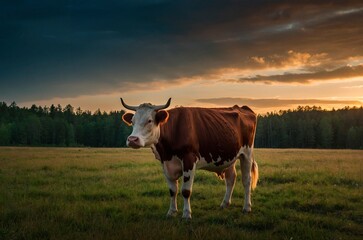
[[259, 175, 298, 185], [68, 166, 98, 172], [140, 189, 165, 197], [81, 191, 129, 201], [283, 200, 349, 214]]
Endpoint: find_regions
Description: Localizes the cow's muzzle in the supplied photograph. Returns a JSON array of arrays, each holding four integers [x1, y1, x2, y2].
[[127, 136, 142, 149]]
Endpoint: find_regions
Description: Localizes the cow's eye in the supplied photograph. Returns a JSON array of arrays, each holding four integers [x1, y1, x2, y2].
[[145, 119, 152, 126]]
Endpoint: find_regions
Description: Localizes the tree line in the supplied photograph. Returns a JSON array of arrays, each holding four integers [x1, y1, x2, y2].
[[0, 102, 362, 149], [0, 102, 131, 147], [255, 106, 363, 149]]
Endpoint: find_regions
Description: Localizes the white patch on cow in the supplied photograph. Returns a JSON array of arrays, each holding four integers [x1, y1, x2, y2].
[[240, 145, 253, 212], [241, 145, 252, 159], [181, 162, 196, 219], [183, 195, 192, 219], [196, 146, 248, 173], [181, 160, 196, 185]]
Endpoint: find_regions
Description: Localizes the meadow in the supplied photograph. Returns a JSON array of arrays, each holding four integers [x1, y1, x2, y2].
[[0, 147, 362, 240]]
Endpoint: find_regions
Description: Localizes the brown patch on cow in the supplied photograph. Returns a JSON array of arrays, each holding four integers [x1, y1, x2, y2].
[[181, 152, 197, 172], [182, 189, 191, 198], [156, 106, 257, 166], [184, 176, 190, 182], [169, 189, 175, 197], [122, 113, 134, 126]]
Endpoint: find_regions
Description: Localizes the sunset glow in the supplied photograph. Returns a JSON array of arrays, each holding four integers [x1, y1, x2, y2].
[[1, 1, 362, 113]]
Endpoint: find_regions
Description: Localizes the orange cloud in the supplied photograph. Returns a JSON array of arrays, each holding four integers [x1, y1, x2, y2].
[[196, 97, 362, 108], [250, 50, 329, 68], [236, 64, 363, 84]]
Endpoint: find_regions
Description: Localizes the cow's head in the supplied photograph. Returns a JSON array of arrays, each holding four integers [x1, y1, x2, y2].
[[121, 98, 171, 149]]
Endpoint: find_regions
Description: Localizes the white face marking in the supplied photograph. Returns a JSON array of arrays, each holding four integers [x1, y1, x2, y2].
[[127, 107, 161, 147]]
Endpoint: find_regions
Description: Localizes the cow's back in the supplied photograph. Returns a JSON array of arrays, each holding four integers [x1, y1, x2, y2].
[[156, 106, 257, 163]]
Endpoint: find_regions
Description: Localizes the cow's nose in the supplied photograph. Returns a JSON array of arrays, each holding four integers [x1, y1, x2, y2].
[[128, 136, 139, 143], [127, 136, 141, 149]]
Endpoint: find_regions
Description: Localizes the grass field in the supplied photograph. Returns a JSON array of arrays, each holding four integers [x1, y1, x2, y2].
[[0, 147, 362, 240]]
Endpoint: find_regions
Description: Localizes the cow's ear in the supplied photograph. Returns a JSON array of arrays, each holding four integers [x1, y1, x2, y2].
[[155, 110, 169, 125], [122, 113, 134, 126]]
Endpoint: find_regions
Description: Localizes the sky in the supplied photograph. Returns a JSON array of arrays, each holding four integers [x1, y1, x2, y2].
[[1, 0, 363, 114]]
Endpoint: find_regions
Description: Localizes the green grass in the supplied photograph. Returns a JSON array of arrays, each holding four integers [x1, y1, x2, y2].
[[0, 147, 362, 240]]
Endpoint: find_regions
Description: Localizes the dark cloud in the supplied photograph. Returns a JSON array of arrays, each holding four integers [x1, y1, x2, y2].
[[196, 97, 362, 108], [1, 0, 363, 102], [236, 65, 363, 84]]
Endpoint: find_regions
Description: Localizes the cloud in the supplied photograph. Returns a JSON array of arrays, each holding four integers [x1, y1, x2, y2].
[[1, 1, 363, 102], [235, 65, 363, 84], [250, 50, 329, 68], [196, 97, 362, 108], [342, 85, 363, 89], [251, 56, 266, 64]]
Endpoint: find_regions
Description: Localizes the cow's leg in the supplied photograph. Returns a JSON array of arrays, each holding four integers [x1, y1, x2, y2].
[[164, 176, 179, 217], [181, 153, 197, 219], [240, 148, 253, 213], [220, 163, 237, 208], [162, 159, 182, 217]]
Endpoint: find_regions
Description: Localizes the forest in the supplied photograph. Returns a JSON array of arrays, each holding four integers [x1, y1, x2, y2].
[[0, 102, 131, 148], [255, 106, 363, 149], [0, 102, 362, 149]]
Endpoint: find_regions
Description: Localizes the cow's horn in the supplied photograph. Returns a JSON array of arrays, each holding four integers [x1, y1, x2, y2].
[[120, 98, 138, 111], [153, 98, 172, 111]]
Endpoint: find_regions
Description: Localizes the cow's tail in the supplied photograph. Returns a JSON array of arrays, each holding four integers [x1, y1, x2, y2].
[[251, 114, 258, 191], [251, 158, 259, 190]]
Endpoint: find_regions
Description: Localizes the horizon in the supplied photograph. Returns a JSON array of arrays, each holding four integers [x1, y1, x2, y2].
[[2, 100, 362, 116], [1, 1, 363, 113]]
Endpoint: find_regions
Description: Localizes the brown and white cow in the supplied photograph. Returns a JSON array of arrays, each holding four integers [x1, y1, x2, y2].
[[121, 98, 258, 219]]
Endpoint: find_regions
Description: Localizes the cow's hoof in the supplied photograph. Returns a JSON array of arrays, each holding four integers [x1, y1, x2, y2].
[[166, 209, 178, 218], [182, 211, 192, 220], [242, 208, 252, 214], [220, 201, 231, 209]]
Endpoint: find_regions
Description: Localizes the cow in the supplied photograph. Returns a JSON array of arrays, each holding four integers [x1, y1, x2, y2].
[[120, 98, 258, 219]]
